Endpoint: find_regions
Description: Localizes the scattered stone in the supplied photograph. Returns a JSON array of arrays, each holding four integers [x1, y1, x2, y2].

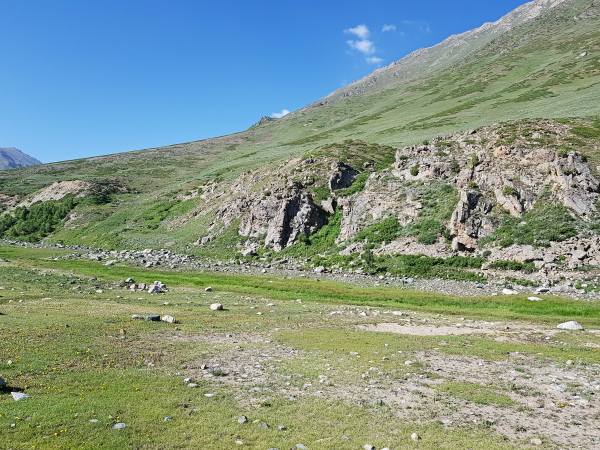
[[557, 321, 584, 330], [164, 417, 173, 422], [112, 422, 127, 429], [527, 297, 542, 301], [148, 284, 161, 294], [145, 314, 160, 321], [90, 419, 100, 423], [235, 440, 243, 445], [125, 278, 135, 283], [364, 446, 376, 450], [238, 416, 248, 424], [204, 393, 215, 397], [210, 303, 223, 311], [161, 315, 175, 324], [278, 424, 286, 430], [411, 433, 421, 441], [187, 383, 198, 388], [502, 288, 519, 295], [259, 423, 269, 429], [11, 392, 29, 401], [342, 436, 350, 440], [530, 438, 542, 446], [131, 314, 143, 319], [95, 289, 103, 294], [566, 359, 574, 366], [294, 444, 307, 449], [205, 287, 213, 292], [441, 419, 452, 425]]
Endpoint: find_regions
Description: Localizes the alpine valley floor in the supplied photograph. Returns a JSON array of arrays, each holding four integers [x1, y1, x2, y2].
[[1, 244, 600, 449]]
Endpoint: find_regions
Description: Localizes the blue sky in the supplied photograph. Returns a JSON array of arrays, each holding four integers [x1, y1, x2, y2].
[[0, 0, 526, 163]]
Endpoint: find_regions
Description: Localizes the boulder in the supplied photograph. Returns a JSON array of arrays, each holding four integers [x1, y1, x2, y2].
[[321, 197, 336, 214], [148, 285, 161, 294], [205, 286, 213, 292], [557, 321, 584, 330], [11, 392, 29, 401], [131, 314, 143, 319], [502, 288, 519, 295], [145, 315, 160, 321], [329, 161, 360, 191], [161, 315, 175, 324], [210, 303, 223, 311]]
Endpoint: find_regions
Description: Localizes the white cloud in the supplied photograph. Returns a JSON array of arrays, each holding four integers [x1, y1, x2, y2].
[[346, 39, 375, 54], [271, 109, 290, 119], [344, 24, 369, 39], [382, 24, 396, 32], [366, 56, 384, 64]]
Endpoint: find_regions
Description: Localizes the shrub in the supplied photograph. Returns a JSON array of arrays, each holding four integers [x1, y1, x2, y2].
[[571, 126, 600, 140], [355, 216, 401, 244], [468, 181, 479, 190], [471, 154, 479, 166], [410, 166, 419, 176], [450, 160, 460, 174], [478, 205, 578, 248], [338, 172, 370, 196], [0, 197, 76, 242], [398, 155, 409, 161], [557, 149, 568, 158], [489, 260, 535, 272], [502, 186, 517, 196]]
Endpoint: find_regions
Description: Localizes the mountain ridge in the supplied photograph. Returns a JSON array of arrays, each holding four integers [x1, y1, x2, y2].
[[0, 147, 42, 170]]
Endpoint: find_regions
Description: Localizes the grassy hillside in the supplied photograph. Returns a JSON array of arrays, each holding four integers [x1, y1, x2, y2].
[[0, 0, 599, 252]]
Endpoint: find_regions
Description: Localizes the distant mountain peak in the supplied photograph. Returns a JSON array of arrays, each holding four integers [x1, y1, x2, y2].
[[0, 147, 42, 170]]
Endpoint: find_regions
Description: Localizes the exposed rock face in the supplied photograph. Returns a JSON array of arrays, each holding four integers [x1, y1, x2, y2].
[[329, 162, 360, 191], [449, 190, 493, 251], [264, 191, 324, 251]]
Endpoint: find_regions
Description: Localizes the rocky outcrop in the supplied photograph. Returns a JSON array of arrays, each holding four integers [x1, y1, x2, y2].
[[329, 162, 360, 190], [449, 190, 493, 251], [264, 191, 324, 251], [238, 184, 325, 251]]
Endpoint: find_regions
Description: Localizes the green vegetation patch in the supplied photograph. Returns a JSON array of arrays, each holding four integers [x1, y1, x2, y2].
[[479, 205, 578, 248], [0, 197, 76, 242], [437, 381, 517, 406]]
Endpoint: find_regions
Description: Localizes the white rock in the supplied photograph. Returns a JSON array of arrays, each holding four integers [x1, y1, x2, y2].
[[132, 314, 143, 319], [557, 321, 584, 330], [210, 303, 223, 311], [11, 392, 29, 401], [112, 422, 127, 429], [95, 289, 103, 294], [527, 297, 542, 301], [161, 315, 175, 323], [502, 288, 519, 295], [411, 433, 421, 441], [205, 286, 213, 292], [148, 285, 161, 294]]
